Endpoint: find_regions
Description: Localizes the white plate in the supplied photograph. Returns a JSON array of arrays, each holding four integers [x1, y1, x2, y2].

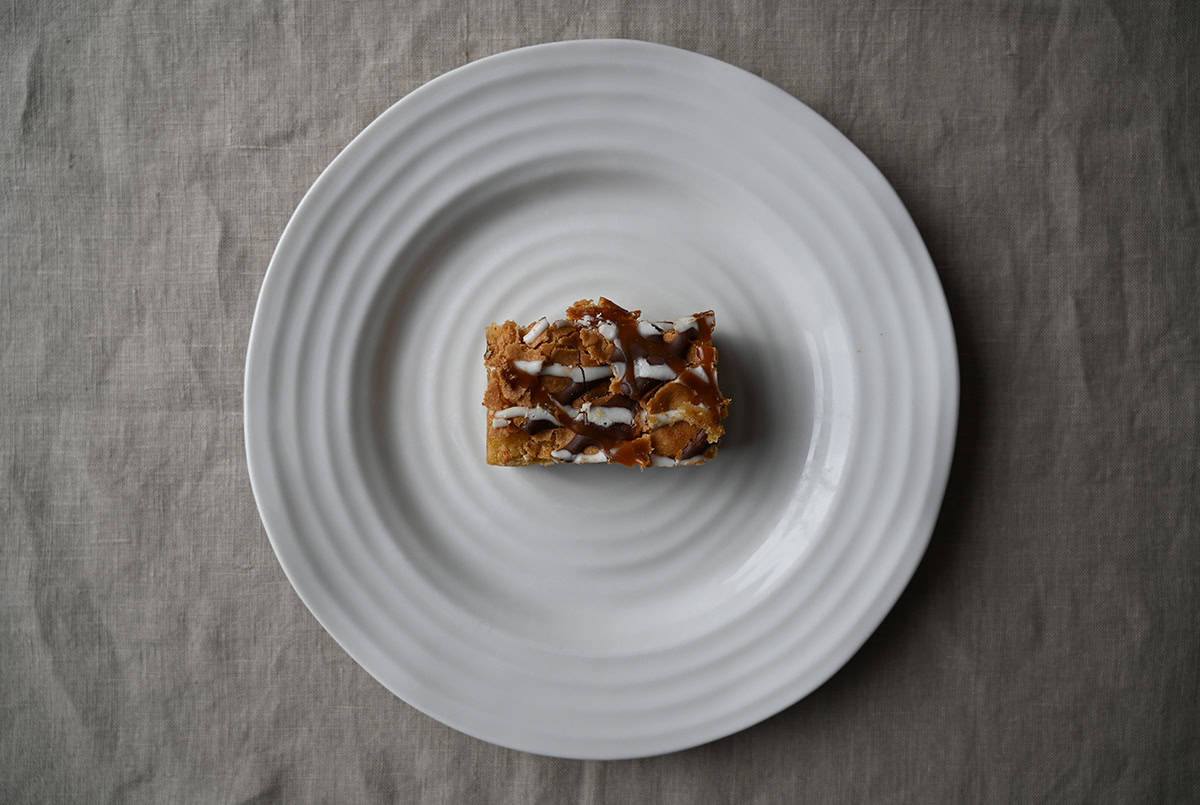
[[245, 40, 957, 759]]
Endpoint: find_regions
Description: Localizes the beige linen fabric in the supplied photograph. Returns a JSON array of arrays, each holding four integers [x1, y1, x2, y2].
[[2, 1, 1197, 801]]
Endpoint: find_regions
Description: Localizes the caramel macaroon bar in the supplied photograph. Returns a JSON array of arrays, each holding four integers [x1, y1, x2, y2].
[[484, 298, 730, 467]]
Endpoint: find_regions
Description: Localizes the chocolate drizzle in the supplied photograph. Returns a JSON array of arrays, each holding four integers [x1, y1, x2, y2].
[[562, 433, 601, 454], [603, 300, 713, 412], [519, 418, 557, 436], [550, 377, 607, 405], [679, 429, 711, 461]]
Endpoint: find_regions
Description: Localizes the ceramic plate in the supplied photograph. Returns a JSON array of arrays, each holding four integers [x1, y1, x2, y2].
[[245, 39, 957, 759]]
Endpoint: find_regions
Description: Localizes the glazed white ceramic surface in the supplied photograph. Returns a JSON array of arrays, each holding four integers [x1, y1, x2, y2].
[[245, 39, 958, 759]]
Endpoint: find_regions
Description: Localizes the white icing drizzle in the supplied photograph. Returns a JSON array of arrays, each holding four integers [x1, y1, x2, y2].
[[522, 317, 549, 344], [646, 408, 700, 429], [597, 321, 617, 341], [540, 363, 612, 382], [672, 315, 698, 333], [687, 366, 708, 381], [637, 320, 664, 338], [491, 406, 558, 428], [550, 448, 609, 464], [590, 364, 610, 381], [537, 362, 576, 378], [582, 404, 635, 427], [556, 402, 581, 420], [512, 359, 544, 375], [494, 406, 534, 418], [634, 358, 677, 381], [648, 453, 707, 467]]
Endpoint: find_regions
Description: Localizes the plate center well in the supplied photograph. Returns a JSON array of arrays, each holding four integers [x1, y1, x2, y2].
[[350, 161, 844, 654]]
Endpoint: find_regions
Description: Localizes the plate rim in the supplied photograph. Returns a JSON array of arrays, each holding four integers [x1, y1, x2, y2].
[[244, 37, 960, 759]]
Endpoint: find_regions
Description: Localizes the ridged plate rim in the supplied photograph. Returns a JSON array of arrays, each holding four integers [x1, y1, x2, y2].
[[245, 39, 958, 758]]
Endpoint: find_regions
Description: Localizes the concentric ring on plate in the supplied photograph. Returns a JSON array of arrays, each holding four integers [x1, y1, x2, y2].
[[245, 39, 957, 758]]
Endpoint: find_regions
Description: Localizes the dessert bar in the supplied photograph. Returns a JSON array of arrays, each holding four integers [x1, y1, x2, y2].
[[484, 298, 730, 467]]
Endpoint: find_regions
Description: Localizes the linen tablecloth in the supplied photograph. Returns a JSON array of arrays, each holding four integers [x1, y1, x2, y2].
[[3, 1, 1197, 801]]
